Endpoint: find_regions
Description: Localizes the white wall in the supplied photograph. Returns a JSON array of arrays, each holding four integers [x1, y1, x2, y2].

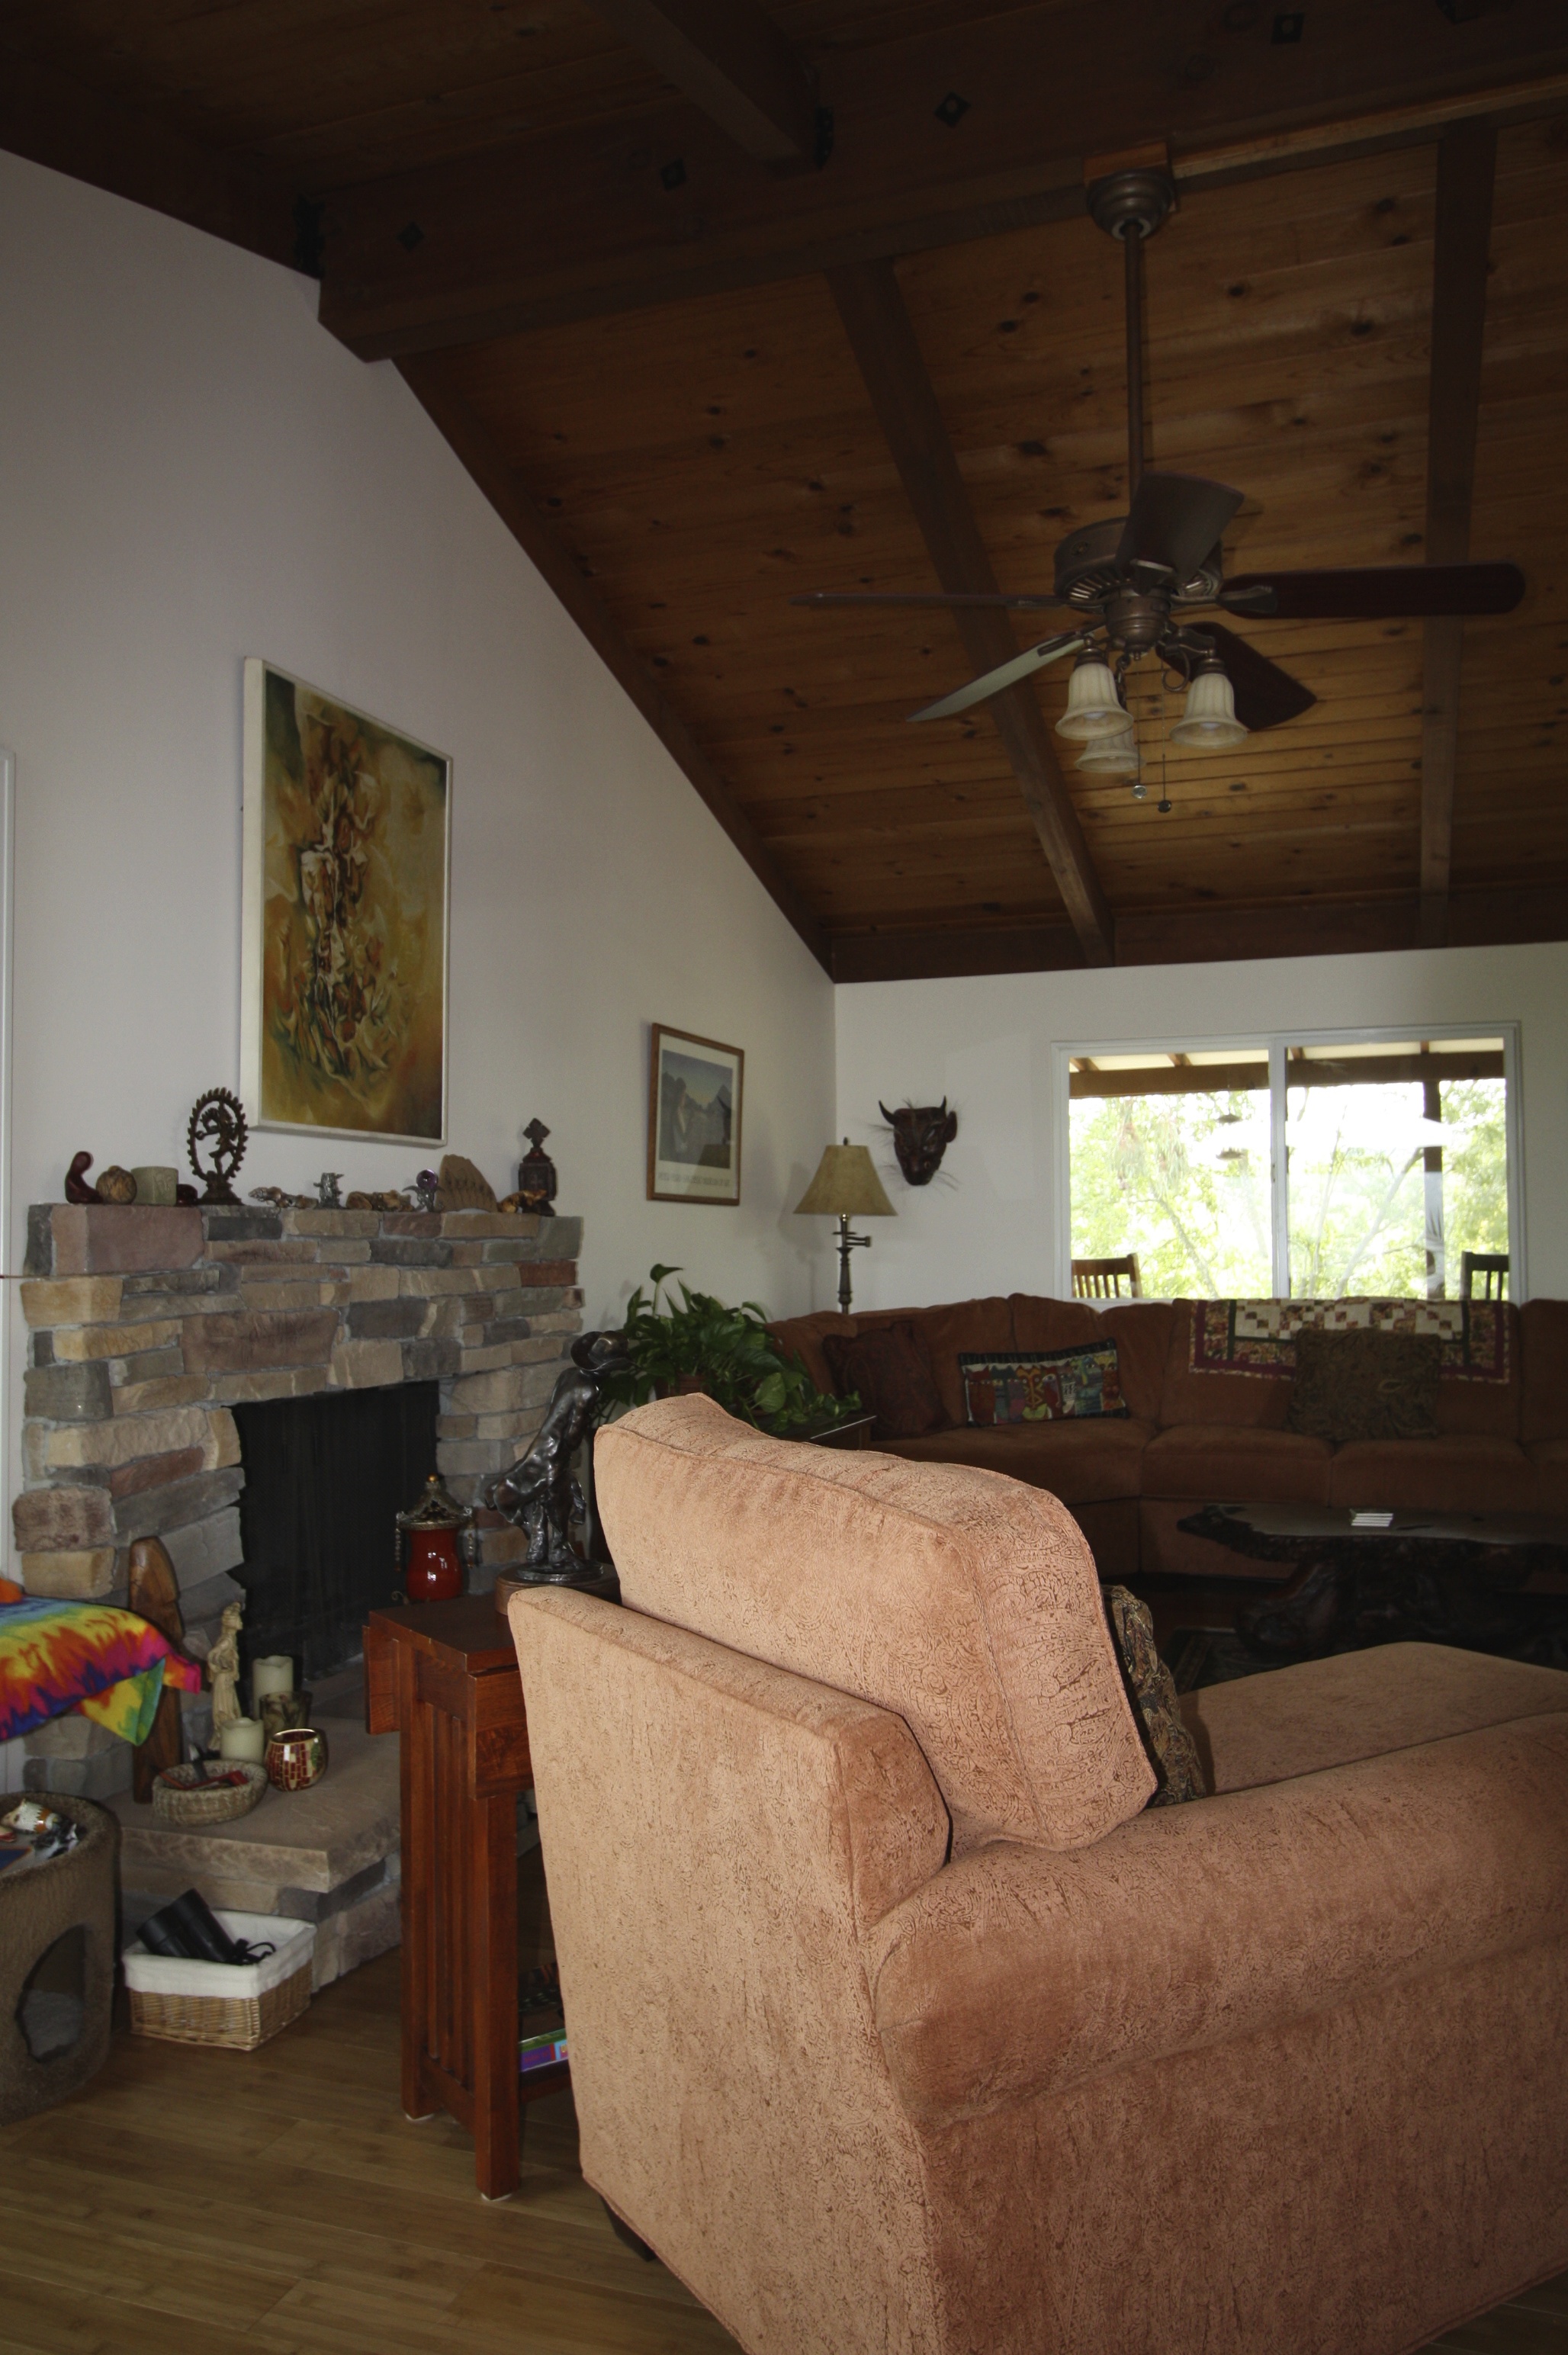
[[0, 149, 836, 1359], [835, 942, 1568, 1309]]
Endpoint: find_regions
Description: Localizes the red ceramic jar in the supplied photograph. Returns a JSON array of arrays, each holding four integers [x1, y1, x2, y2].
[[405, 1524, 462, 1602]]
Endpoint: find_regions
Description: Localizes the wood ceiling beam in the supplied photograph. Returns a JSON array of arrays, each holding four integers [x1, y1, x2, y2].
[[830, 885, 1568, 984], [1419, 117, 1498, 949], [397, 355, 831, 978], [0, 43, 300, 270], [586, 2, 818, 167], [315, 2, 1568, 360], [826, 259, 1113, 970]]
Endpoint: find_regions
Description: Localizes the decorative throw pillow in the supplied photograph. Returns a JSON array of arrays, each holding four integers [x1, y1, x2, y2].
[[1286, 1327, 1441, 1444], [1102, 1585, 1208, 1807], [820, 1322, 946, 1440], [960, 1344, 1127, 1427]]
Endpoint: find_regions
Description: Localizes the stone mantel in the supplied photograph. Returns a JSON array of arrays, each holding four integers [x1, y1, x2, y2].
[[14, 1200, 583, 1794]]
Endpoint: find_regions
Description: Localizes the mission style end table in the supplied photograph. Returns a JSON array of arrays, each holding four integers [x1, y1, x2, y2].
[[365, 1595, 567, 2201]]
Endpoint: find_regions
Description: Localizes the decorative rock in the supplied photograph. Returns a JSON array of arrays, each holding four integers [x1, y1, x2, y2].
[[42, 1406, 217, 1473], [112, 1467, 244, 1544], [162, 1506, 244, 1590], [345, 1297, 427, 1341], [329, 1338, 403, 1390], [18, 1547, 117, 1598], [107, 1446, 207, 1499], [95, 1165, 138, 1204], [436, 1155, 497, 1213], [52, 1318, 180, 1363]]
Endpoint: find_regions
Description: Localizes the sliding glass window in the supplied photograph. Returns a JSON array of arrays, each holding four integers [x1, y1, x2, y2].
[[1064, 1028, 1516, 1300]]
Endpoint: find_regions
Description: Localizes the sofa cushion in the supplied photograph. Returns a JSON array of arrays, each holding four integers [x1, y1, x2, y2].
[[1528, 1438, 1568, 1516], [820, 1321, 945, 1440], [901, 1296, 1014, 1426], [1286, 1328, 1441, 1444], [595, 1393, 1155, 1852], [1180, 1643, 1568, 1795], [1522, 1300, 1568, 1444], [1326, 1435, 1537, 1514], [1091, 1300, 1175, 1422], [878, 1417, 1154, 1502], [1104, 1585, 1207, 1804], [766, 1311, 850, 1399], [1142, 1423, 1333, 1504], [1158, 1303, 1293, 1430], [1432, 1301, 1522, 1438], [959, 1343, 1126, 1426]]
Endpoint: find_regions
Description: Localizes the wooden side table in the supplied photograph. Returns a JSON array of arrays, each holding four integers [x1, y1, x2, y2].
[[365, 1595, 564, 2201]]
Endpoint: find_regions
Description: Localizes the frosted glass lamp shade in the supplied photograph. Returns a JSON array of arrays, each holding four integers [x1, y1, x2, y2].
[[1169, 660, 1248, 748], [794, 1143, 895, 1219], [1076, 735, 1140, 776], [1055, 654, 1134, 742]]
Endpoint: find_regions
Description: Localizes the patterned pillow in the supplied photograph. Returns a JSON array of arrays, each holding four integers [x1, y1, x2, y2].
[[820, 1321, 946, 1440], [1103, 1585, 1208, 1807], [960, 1344, 1126, 1427], [1286, 1327, 1441, 1444]]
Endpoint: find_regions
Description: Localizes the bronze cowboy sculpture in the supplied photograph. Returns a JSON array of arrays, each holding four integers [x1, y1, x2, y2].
[[483, 1329, 631, 1580]]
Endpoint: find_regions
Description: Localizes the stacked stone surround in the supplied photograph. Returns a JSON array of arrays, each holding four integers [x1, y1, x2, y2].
[[15, 1200, 583, 1796]]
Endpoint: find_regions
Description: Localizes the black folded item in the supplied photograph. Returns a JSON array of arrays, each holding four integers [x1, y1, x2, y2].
[[139, 1889, 275, 1967]]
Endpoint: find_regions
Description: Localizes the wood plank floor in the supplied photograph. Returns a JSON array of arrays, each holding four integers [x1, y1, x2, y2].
[[0, 1848, 1560, 2353]]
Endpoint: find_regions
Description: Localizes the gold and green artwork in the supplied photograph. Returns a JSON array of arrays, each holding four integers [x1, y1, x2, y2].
[[241, 660, 449, 1143]]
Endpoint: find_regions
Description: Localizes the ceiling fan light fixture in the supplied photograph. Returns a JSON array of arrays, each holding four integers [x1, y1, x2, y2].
[[1056, 652, 1134, 741], [1168, 653, 1248, 747], [1075, 734, 1140, 776]]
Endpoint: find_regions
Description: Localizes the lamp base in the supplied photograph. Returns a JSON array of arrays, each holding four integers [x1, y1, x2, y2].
[[835, 1215, 872, 1314]]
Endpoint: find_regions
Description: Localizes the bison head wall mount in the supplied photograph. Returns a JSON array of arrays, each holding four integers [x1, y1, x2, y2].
[[879, 1100, 959, 1187]]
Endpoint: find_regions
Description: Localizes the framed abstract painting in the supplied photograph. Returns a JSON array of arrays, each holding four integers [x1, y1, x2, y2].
[[240, 660, 451, 1145], [647, 1025, 744, 1206]]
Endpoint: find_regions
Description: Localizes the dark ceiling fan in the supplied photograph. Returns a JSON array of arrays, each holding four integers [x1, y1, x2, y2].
[[794, 164, 1523, 749]]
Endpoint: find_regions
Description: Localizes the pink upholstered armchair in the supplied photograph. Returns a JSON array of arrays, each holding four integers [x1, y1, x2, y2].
[[509, 1394, 1568, 2355]]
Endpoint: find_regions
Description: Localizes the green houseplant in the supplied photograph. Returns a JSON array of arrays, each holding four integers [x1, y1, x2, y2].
[[603, 1266, 858, 1436]]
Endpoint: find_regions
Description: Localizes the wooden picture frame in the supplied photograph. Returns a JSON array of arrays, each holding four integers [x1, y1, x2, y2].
[[241, 658, 451, 1145], [647, 1025, 744, 1206]]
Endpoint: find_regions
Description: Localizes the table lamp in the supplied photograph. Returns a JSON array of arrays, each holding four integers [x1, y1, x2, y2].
[[793, 1139, 895, 1314]]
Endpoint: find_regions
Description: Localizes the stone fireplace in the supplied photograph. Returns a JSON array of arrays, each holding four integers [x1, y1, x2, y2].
[[15, 1198, 583, 1800]]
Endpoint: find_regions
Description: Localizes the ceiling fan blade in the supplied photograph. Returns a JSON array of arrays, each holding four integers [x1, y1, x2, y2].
[[1218, 561, 1525, 620], [792, 589, 1068, 612], [1200, 622, 1317, 732], [909, 631, 1088, 723], [1115, 471, 1245, 586]]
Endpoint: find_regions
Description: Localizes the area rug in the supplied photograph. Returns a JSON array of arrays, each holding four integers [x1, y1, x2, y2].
[[1189, 1296, 1510, 1383]]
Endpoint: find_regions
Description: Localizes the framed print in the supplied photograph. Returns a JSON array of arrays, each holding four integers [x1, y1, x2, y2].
[[647, 1025, 744, 1206], [240, 659, 450, 1145]]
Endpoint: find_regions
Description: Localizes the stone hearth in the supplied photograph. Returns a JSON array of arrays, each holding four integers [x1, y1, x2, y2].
[[15, 1199, 583, 1797]]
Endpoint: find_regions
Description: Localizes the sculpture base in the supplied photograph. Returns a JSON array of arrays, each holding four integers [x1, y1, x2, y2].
[[493, 1566, 619, 1615]]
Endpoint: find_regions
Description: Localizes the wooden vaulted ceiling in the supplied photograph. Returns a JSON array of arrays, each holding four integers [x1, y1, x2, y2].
[[4, 2, 1567, 982]]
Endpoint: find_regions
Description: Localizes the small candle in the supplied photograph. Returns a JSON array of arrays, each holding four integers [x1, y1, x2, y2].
[[219, 1717, 265, 1762], [251, 1655, 294, 1708]]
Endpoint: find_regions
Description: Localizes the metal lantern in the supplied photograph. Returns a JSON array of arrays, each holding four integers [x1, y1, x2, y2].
[[396, 1473, 474, 1605]]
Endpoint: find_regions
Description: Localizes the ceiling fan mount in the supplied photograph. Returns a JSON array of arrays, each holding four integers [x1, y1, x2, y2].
[[1084, 162, 1174, 244]]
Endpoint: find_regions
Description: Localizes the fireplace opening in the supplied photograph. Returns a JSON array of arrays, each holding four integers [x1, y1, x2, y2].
[[231, 1383, 440, 1683]]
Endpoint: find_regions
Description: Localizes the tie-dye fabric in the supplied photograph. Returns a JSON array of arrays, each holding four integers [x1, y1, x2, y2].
[[0, 1598, 204, 1746]]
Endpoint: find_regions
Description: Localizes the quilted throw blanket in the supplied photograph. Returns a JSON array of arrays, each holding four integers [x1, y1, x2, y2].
[[0, 1598, 204, 1746], [1190, 1297, 1511, 1384]]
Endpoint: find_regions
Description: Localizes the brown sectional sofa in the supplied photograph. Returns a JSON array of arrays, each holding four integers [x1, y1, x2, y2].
[[770, 1293, 1568, 1582]]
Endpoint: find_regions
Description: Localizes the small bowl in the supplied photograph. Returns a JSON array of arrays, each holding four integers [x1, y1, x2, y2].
[[152, 1761, 268, 1826]]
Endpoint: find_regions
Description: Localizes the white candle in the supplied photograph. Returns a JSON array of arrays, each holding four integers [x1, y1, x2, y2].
[[251, 1655, 294, 1708], [219, 1717, 265, 1762]]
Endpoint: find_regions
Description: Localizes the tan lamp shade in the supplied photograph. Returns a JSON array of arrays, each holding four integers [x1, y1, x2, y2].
[[793, 1142, 896, 1219]]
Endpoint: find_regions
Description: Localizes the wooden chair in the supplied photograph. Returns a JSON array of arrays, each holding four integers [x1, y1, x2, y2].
[[1460, 1252, 1509, 1300], [1072, 1255, 1142, 1300]]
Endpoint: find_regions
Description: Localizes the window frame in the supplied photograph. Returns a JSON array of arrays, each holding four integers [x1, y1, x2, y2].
[[1052, 1019, 1525, 1301]]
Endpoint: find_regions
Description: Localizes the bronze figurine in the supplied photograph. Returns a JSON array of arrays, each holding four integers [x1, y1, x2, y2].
[[187, 1087, 248, 1206], [484, 1330, 631, 1580]]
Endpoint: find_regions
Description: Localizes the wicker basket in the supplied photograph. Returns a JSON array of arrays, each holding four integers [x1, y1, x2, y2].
[[123, 1911, 314, 2051], [127, 1964, 310, 2051], [151, 1762, 268, 1827]]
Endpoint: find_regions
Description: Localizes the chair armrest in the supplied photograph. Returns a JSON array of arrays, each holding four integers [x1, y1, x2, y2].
[[867, 1711, 1568, 2129]]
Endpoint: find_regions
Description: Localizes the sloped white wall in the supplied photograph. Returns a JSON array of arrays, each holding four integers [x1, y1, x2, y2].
[[0, 147, 837, 1673], [835, 941, 1568, 1309]]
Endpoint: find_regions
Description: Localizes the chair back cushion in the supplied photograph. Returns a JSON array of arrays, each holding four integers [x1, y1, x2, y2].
[[594, 1394, 1155, 1851]]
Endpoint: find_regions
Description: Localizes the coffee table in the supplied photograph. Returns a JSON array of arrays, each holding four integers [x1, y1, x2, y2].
[[1177, 1503, 1568, 1666]]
